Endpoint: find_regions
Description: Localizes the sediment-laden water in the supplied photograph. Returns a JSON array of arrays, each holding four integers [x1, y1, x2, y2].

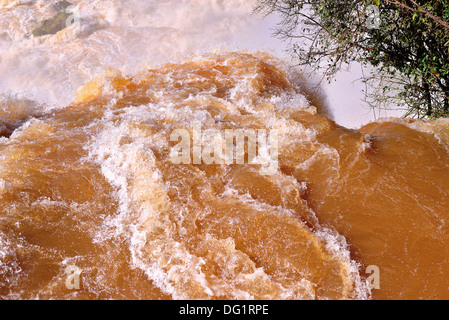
[[1, 0, 448, 300]]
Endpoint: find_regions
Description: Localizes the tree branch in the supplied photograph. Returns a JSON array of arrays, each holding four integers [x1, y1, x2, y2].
[[385, 0, 449, 30]]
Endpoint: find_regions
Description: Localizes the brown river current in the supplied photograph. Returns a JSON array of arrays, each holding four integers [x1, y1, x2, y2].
[[0, 52, 448, 300]]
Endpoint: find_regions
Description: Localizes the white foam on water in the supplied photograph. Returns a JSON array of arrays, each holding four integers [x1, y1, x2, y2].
[[75, 55, 372, 299], [315, 227, 372, 300], [0, 1, 376, 299], [0, 229, 23, 298]]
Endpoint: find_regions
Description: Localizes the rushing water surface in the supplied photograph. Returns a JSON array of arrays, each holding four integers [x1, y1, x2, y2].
[[1, 0, 449, 300]]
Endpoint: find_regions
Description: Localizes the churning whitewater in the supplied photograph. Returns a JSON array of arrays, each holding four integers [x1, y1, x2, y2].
[[1, 0, 449, 300]]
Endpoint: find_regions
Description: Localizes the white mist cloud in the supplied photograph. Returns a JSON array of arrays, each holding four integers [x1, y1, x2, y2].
[[0, 0, 402, 128]]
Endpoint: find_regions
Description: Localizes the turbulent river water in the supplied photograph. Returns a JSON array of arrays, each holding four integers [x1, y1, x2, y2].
[[1, 0, 449, 300]]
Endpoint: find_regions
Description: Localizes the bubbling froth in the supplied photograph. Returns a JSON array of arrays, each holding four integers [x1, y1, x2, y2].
[[0, 52, 372, 300], [2, 51, 448, 300]]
